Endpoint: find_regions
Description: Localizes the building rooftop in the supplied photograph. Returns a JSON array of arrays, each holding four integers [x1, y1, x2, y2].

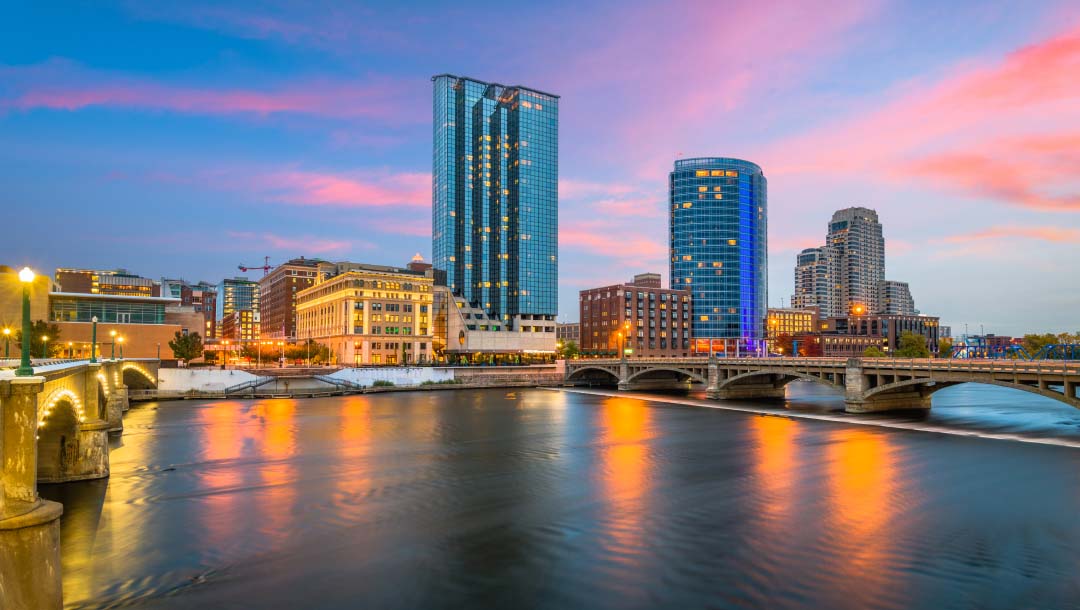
[[50, 292, 180, 304]]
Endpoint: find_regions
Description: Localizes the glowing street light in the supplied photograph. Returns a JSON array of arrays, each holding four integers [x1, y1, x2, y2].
[[41, 335, 49, 359], [3, 327, 10, 359], [110, 329, 118, 360], [15, 266, 35, 376], [117, 336, 125, 359]]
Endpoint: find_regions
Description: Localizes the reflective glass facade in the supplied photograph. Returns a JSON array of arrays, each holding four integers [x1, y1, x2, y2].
[[432, 74, 559, 329], [51, 296, 167, 324], [669, 158, 767, 351]]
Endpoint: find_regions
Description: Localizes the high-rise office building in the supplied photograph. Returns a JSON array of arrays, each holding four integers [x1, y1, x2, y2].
[[792, 246, 842, 318], [881, 279, 916, 315], [431, 74, 559, 337], [827, 207, 885, 315], [220, 277, 260, 340], [669, 157, 767, 353]]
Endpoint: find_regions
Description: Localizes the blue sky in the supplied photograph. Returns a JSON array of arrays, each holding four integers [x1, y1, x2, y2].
[[2, 1, 1078, 335]]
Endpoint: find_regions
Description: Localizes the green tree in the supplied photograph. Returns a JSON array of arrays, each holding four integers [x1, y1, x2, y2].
[[937, 337, 953, 358], [15, 320, 61, 357], [168, 331, 204, 362], [557, 340, 580, 360], [894, 331, 931, 358], [1021, 333, 1057, 357], [863, 346, 888, 358]]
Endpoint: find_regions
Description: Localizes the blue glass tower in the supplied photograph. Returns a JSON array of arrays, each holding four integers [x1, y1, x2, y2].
[[432, 74, 559, 329], [669, 158, 767, 353]]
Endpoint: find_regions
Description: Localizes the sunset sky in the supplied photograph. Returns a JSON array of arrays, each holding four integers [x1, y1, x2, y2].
[[3, 1, 1079, 335]]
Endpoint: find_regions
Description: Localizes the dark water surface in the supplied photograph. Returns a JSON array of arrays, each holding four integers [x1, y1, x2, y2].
[[41, 386, 1080, 609]]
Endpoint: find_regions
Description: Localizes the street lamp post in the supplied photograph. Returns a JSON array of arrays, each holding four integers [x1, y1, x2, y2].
[[110, 330, 117, 360], [278, 341, 285, 365], [67, 341, 73, 359], [90, 316, 98, 363], [117, 336, 124, 359], [41, 335, 49, 359], [15, 267, 35, 376], [3, 327, 10, 359]]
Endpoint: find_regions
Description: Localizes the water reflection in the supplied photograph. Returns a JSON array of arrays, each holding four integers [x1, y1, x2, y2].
[[43, 389, 1080, 610], [825, 429, 902, 607], [597, 397, 653, 568]]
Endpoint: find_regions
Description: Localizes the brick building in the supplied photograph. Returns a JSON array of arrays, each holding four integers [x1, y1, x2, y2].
[[580, 273, 692, 358]]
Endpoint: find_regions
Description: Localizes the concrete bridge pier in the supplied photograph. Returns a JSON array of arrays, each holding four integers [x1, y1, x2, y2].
[[843, 358, 931, 413], [105, 386, 128, 433], [0, 376, 64, 610], [617, 360, 631, 391]]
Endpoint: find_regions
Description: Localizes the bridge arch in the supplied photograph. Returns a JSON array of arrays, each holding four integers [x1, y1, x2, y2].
[[37, 389, 86, 483], [863, 377, 1079, 409], [718, 368, 844, 391], [122, 363, 157, 390], [566, 366, 621, 385], [627, 367, 707, 385]]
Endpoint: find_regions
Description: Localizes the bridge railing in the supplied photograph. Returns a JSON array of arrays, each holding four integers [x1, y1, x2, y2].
[[567, 357, 1080, 375]]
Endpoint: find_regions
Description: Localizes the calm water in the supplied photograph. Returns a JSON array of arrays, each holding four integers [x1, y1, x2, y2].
[[41, 386, 1080, 609]]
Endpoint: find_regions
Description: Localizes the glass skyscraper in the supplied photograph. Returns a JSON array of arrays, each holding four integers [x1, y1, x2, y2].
[[432, 74, 559, 330], [669, 157, 767, 354]]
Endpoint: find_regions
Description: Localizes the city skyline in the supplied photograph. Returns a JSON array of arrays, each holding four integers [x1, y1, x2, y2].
[[3, 2, 1080, 336]]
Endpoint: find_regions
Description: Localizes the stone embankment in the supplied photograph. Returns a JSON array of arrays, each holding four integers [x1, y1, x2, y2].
[[132, 366, 563, 401]]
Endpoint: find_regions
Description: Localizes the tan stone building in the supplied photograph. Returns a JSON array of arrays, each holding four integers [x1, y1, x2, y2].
[[296, 262, 433, 365]]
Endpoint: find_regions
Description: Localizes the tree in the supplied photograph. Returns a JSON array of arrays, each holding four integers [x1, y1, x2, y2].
[[557, 340, 580, 360], [937, 337, 953, 358], [894, 331, 931, 358], [169, 331, 204, 362], [797, 335, 823, 357], [863, 346, 888, 358], [15, 320, 61, 357], [773, 333, 794, 356], [1021, 333, 1057, 357]]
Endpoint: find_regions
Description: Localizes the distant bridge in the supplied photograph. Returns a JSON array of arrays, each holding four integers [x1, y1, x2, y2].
[[1, 358, 159, 607], [565, 357, 1080, 413]]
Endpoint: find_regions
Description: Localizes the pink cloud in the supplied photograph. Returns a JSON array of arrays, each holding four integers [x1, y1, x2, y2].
[[252, 170, 430, 208], [0, 60, 422, 122], [761, 23, 1080, 211], [560, 222, 666, 266], [943, 226, 1080, 244]]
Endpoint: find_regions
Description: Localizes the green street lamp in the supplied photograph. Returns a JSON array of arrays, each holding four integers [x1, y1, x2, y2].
[[41, 335, 49, 359], [3, 327, 10, 359], [15, 267, 35, 376], [117, 336, 124, 359], [90, 315, 98, 363], [110, 329, 117, 360]]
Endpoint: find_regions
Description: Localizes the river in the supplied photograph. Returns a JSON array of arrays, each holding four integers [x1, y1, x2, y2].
[[40, 384, 1080, 609]]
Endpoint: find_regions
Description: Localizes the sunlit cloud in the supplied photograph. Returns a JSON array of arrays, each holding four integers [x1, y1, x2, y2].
[[762, 22, 1080, 211], [0, 59, 423, 122], [226, 231, 362, 254], [943, 226, 1080, 243]]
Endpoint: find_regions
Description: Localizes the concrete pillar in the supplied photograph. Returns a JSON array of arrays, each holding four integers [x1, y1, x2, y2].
[[2, 378, 45, 508], [0, 376, 64, 609], [617, 360, 630, 391], [0, 500, 64, 610], [106, 387, 128, 433], [844, 358, 870, 405], [706, 357, 720, 399]]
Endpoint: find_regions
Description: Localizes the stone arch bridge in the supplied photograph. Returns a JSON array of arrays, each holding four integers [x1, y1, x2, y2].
[[565, 357, 1080, 413], [1, 358, 159, 608]]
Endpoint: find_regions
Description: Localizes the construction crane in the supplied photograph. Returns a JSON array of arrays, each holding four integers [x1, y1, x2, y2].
[[238, 256, 272, 276]]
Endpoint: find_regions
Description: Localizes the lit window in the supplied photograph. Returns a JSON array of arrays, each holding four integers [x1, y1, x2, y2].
[[699, 315, 709, 321], [726, 170, 738, 177], [728, 239, 737, 246], [695, 170, 709, 177], [711, 170, 723, 176], [714, 194, 723, 199], [682, 202, 692, 208], [698, 186, 707, 192]]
